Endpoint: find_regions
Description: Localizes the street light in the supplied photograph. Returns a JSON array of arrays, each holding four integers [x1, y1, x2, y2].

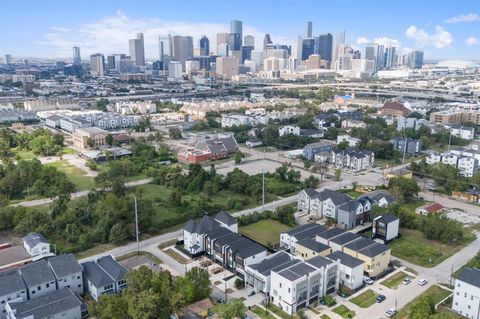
[[133, 195, 139, 255]]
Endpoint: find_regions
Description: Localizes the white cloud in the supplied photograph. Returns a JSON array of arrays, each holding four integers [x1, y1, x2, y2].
[[405, 25, 453, 48], [40, 11, 293, 58], [356, 37, 370, 45], [445, 13, 480, 24], [466, 36, 479, 46], [372, 37, 402, 47]]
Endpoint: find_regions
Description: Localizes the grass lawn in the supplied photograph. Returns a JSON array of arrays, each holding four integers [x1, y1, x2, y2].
[[75, 243, 115, 260], [266, 304, 300, 319], [252, 306, 275, 319], [320, 316, 331, 319], [240, 220, 292, 246], [61, 147, 77, 155], [381, 272, 411, 289], [390, 228, 476, 267], [340, 189, 363, 198], [164, 248, 189, 264], [350, 289, 377, 308], [332, 305, 356, 319], [397, 285, 452, 319], [46, 160, 95, 190]]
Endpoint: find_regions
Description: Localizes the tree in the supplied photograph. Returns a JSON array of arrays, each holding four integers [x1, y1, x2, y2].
[[234, 151, 245, 164], [109, 222, 130, 243], [95, 98, 110, 111], [324, 127, 339, 140], [388, 177, 420, 202], [213, 299, 246, 319], [170, 188, 182, 206], [168, 127, 182, 139], [88, 294, 128, 319], [106, 134, 114, 146], [409, 296, 435, 319], [234, 278, 244, 289], [312, 163, 329, 182], [304, 175, 320, 188], [183, 267, 212, 302], [334, 168, 341, 181], [337, 141, 349, 150]]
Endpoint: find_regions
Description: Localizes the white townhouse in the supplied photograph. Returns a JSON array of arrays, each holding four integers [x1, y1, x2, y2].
[[0, 270, 27, 319], [326, 251, 364, 290], [452, 268, 480, 319], [22, 233, 53, 260]]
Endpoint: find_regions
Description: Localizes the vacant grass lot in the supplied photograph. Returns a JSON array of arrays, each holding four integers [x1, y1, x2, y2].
[[332, 305, 356, 319], [390, 228, 476, 267], [240, 220, 292, 246], [349, 289, 377, 308], [381, 272, 411, 289], [164, 248, 189, 264], [46, 160, 95, 190], [397, 285, 452, 319]]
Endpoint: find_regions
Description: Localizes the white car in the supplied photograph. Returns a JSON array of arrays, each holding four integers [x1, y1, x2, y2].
[[364, 277, 374, 285], [418, 279, 428, 286], [402, 278, 411, 285], [386, 308, 397, 318]]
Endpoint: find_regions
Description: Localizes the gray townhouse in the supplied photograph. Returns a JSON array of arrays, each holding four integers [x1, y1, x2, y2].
[[82, 255, 127, 301], [47, 254, 83, 294], [19, 260, 57, 299], [0, 270, 27, 319]]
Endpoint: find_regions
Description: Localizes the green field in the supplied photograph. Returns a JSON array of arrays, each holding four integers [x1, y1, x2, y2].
[[390, 228, 476, 267], [46, 160, 95, 190], [349, 289, 377, 308], [340, 189, 363, 198], [381, 272, 411, 289], [332, 305, 356, 319], [240, 220, 292, 246], [397, 285, 452, 319]]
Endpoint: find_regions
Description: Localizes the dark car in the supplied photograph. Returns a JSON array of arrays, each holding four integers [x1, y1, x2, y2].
[[376, 295, 386, 303]]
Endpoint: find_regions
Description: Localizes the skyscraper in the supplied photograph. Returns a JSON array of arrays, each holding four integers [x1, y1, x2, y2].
[[375, 44, 385, 70], [4, 54, 12, 64], [385, 46, 397, 69], [159, 34, 172, 66], [230, 20, 243, 51], [90, 53, 105, 76], [107, 55, 115, 70], [129, 33, 145, 66], [332, 30, 346, 68], [301, 38, 315, 60], [263, 34, 272, 50], [72, 47, 81, 65], [307, 21, 313, 38], [244, 35, 255, 48], [199, 35, 210, 56], [172, 36, 194, 66], [365, 46, 375, 60], [408, 51, 424, 69], [241, 46, 253, 63], [316, 33, 333, 63]]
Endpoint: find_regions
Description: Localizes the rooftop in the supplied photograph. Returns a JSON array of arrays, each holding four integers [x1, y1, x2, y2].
[[0, 269, 26, 297], [296, 238, 330, 252], [327, 251, 363, 268], [47, 254, 83, 279], [20, 259, 56, 287], [457, 268, 480, 288]]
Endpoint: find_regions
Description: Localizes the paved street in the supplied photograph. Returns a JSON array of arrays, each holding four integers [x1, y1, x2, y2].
[[419, 191, 480, 215]]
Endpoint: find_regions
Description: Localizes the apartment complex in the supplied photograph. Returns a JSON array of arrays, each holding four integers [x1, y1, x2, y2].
[[72, 127, 108, 150], [430, 110, 480, 125]]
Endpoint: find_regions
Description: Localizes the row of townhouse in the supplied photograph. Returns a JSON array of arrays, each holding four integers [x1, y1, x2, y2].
[[0, 254, 127, 319], [280, 225, 392, 279], [331, 148, 375, 172], [452, 268, 480, 319], [221, 114, 258, 128], [297, 188, 395, 229], [46, 112, 140, 132], [183, 212, 267, 277], [390, 137, 423, 154], [278, 125, 324, 138], [426, 149, 480, 177]]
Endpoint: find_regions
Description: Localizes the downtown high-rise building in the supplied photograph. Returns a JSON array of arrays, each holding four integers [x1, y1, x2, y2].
[[316, 33, 333, 63], [375, 44, 385, 71], [129, 33, 145, 66], [365, 46, 375, 60], [332, 30, 346, 69], [306, 21, 313, 38], [72, 46, 81, 65], [172, 35, 194, 66], [90, 53, 105, 76], [217, 32, 230, 54], [263, 34, 272, 50], [230, 20, 243, 51], [408, 50, 424, 69], [199, 35, 210, 56], [4, 54, 12, 64], [159, 34, 172, 66], [301, 38, 316, 61], [385, 46, 397, 69], [244, 35, 255, 48]]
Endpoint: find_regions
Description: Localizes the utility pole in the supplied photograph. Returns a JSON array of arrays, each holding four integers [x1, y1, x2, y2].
[[402, 121, 407, 165], [450, 264, 454, 287], [448, 127, 452, 152], [134, 195, 139, 255], [262, 170, 265, 210]]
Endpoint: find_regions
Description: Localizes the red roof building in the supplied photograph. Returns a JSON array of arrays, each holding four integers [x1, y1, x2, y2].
[[380, 101, 411, 118]]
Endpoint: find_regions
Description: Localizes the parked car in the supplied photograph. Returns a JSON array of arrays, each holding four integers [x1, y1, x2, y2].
[[364, 277, 374, 285], [418, 279, 428, 286], [376, 295, 386, 303], [402, 278, 412, 285], [386, 308, 397, 318]]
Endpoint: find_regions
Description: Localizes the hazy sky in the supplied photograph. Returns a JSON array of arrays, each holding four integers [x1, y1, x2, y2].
[[0, 0, 479, 60]]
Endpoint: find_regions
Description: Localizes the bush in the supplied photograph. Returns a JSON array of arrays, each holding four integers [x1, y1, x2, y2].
[[234, 278, 244, 289]]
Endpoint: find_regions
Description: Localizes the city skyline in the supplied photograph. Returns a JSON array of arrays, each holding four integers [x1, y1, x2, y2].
[[0, 0, 479, 60]]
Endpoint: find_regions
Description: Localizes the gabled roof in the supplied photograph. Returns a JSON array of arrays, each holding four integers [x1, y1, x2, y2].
[[96, 255, 127, 281], [358, 243, 390, 258], [215, 211, 237, 226], [365, 190, 395, 205], [318, 189, 352, 205], [47, 254, 83, 278], [184, 215, 220, 234], [302, 188, 319, 198], [8, 287, 81, 319], [457, 268, 480, 288], [278, 262, 316, 281], [22, 232, 48, 248], [292, 224, 327, 241], [382, 101, 409, 112], [330, 232, 361, 246], [344, 237, 376, 252], [317, 228, 346, 240], [285, 223, 319, 236], [306, 256, 335, 269], [81, 261, 115, 287], [296, 238, 330, 253], [248, 252, 294, 276], [327, 251, 363, 268], [0, 269, 26, 297], [338, 200, 363, 213], [20, 259, 56, 288]]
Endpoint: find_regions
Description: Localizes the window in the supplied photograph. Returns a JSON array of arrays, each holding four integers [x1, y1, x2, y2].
[[38, 286, 41, 291], [288, 288, 290, 293], [46, 283, 49, 288], [279, 283, 282, 288]]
